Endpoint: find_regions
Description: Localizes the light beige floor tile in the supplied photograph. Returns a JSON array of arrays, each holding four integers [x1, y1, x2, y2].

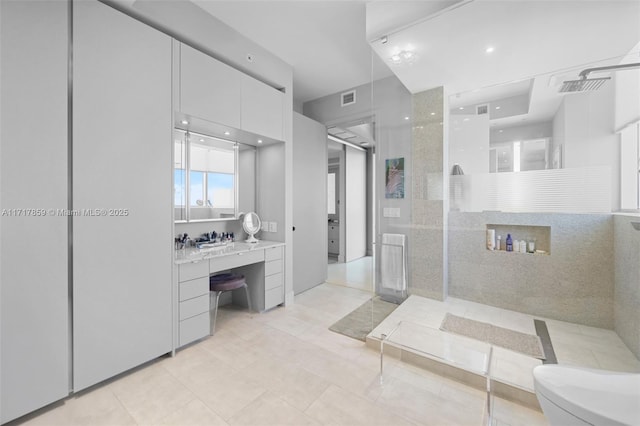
[[591, 347, 640, 372], [156, 399, 228, 426], [197, 332, 268, 370], [109, 364, 196, 425], [18, 385, 136, 426], [161, 344, 238, 388], [305, 385, 416, 426], [263, 314, 315, 337], [490, 348, 541, 391], [300, 349, 382, 399], [228, 391, 320, 426], [492, 397, 548, 426], [189, 371, 267, 420], [376, 374, 485, 426]]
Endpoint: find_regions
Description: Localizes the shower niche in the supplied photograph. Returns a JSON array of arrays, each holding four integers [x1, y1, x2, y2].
[[486, 224, 551, 254]]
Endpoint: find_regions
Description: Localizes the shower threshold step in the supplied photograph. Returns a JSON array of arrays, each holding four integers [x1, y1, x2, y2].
[[366, 321, 541, 412]]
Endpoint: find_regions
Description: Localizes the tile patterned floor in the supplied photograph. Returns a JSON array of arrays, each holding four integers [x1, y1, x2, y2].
[[12, 281, 546, 426], [12, 256, 636, 426]]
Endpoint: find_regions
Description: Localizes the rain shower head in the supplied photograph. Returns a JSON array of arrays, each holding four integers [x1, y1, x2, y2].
[[559, 62, 640, 93], [560, 77, 610, 92]]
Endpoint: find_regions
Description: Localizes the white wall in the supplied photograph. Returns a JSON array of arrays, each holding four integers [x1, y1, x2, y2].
[[345, 146, 367, 262]]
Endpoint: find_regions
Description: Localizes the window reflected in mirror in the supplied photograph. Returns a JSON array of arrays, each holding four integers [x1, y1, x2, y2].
[[174, 129, 239, 222], [448, 54, 639, 213]]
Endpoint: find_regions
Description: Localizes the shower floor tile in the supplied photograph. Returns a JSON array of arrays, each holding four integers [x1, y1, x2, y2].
[[368, 295, 640, 397]]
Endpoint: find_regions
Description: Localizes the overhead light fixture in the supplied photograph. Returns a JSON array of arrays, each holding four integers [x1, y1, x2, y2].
[[404, 116, 410, 120], [181, 120, 189, 125], [224, 131, 230, 136], [459, 107, 464, 110], [389, 46, 418, 66], [495, 106, 501, 110], [430, 112, 436, 116], [257, 139, 263, 144], [485, 46, 495, 53]]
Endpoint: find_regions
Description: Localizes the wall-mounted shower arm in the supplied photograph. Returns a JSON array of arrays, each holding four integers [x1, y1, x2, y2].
[[578, 62, 640, 79]]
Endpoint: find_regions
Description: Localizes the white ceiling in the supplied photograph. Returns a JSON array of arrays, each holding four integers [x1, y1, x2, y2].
[[192, 0, 394, 105], [190, 0, 639, 124], [369, 0, 640, 97]]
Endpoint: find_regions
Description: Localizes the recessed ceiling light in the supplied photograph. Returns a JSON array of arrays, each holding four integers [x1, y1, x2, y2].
[[199, 138, 204, 142], [257, 139, 263, 144], [430, 112, 436, 116], [224, 131, 230, 136], [485, 46, 495, 53], [463, 118, 470, 122], [404, 116, 410, 120], [181, 120, 188, 125], [459, 107, 464, 110], [499, 130, 503, 133], [495, 106, 501, 110]]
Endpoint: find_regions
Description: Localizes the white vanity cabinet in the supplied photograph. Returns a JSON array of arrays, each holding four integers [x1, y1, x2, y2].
[[241, 74, 284, 140], [179, 43, 241, 128], [178, 260, 210, 347], [264, 246, 284, 309], [178, 43, 283, 141]]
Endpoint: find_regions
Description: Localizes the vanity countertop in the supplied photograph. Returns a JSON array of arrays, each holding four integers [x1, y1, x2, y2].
[[174, 240, 284, 265]]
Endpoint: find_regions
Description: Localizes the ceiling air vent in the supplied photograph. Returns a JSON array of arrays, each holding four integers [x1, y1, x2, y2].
[[341, 90, 356, 107], [476, 104, 488, 115]]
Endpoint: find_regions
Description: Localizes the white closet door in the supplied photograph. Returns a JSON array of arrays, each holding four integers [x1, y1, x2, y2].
[[292, 113, 327, 294], [0, 1, 69, 422], [73, 0, 173, 391]]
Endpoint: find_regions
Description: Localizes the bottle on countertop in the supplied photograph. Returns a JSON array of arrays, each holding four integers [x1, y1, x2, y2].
[[506, 234, 513, 252]]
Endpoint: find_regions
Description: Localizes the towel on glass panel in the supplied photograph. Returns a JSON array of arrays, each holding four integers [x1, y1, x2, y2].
[[381, 233, 407, 292]]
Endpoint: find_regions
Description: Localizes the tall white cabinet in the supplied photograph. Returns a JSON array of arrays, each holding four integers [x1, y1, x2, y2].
[[72, 1, 173, 391], [0, 1, 70, 423]]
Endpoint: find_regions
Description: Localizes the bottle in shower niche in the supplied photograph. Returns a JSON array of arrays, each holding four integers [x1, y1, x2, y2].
[[519, 240, 527, 253], [486, 229, 496, 250], [496, 235, 502, 251], [506, 234, 513, 252]]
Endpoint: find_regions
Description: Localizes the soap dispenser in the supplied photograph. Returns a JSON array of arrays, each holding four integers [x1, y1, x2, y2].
[[506, 234, 513, 252]]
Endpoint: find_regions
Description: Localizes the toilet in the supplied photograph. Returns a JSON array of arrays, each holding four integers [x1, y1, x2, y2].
[[533, 364, 640, 426]]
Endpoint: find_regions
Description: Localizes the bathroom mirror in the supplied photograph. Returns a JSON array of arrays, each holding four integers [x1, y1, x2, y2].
[[174, 129, 238, 222], [448, 52, 640, 213], [242, 212, 261, 243]]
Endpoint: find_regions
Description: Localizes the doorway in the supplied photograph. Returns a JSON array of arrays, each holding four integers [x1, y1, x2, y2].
[[325, 118, 375, 292]]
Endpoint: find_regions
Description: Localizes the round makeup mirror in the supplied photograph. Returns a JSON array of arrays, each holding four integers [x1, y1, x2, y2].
[[242, 212, 261, 243]]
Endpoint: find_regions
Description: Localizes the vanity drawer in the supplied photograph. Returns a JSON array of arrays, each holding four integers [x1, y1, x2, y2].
[[179, 260, 209, 282], [179, 276, 210, 302], [179, 312, 209, 347], [264, 286, 283, 309], [265, 259, 282, 277], [209, 249, 264, 273], [265, 245, 283, 262], [179, 293, 209, 320], [265, 272, 282, 290]]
